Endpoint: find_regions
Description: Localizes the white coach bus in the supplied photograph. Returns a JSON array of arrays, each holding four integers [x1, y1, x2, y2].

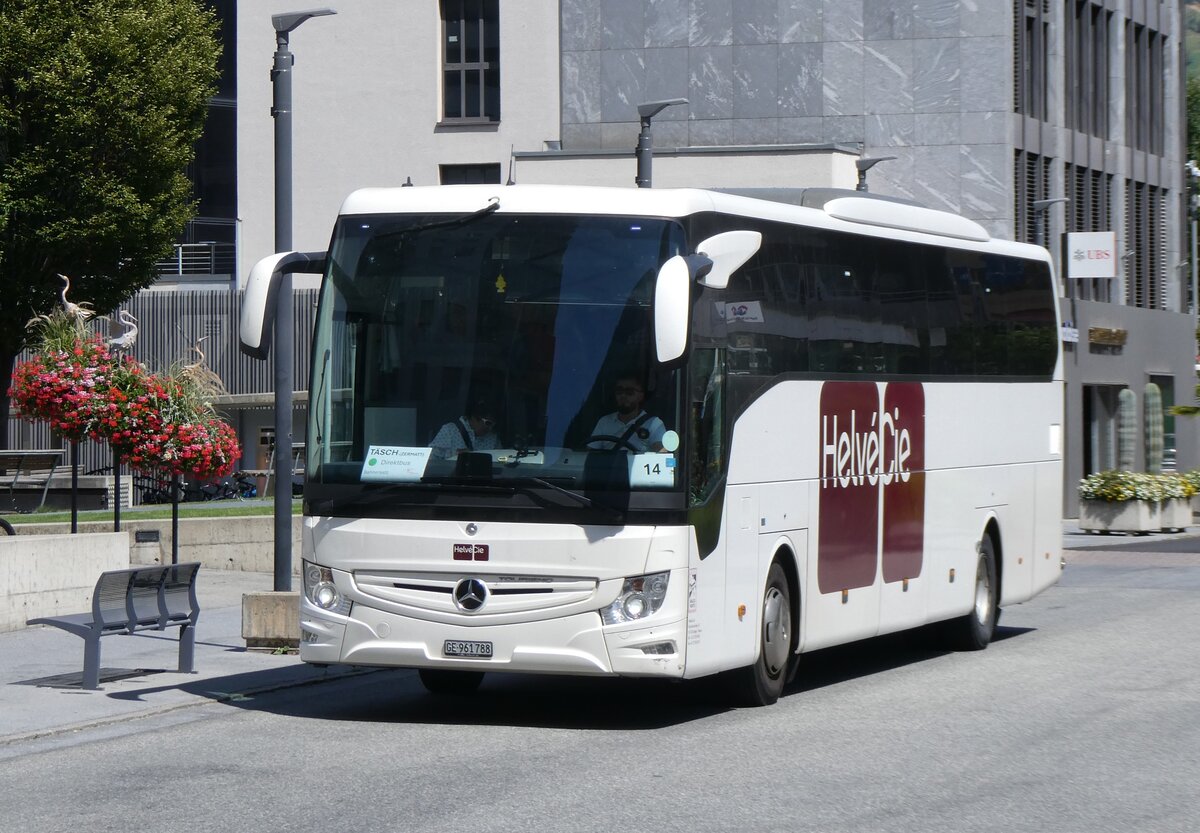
[[242, 184, 1064, 706]]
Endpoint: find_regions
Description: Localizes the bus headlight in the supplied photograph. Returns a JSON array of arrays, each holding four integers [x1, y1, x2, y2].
[[303, 560, 351, 615], [601, 571, 669, 625]]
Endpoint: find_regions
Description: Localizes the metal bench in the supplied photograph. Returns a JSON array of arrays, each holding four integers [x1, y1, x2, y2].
[[26, 563, 202, 690], [0, 449, 66, 511]]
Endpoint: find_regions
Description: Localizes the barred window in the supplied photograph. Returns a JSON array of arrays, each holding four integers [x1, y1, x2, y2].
[[441, 0, 499, 123]]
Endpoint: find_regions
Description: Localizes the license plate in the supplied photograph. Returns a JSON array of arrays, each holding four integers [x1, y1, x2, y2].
[[443, 639, 493, 658]]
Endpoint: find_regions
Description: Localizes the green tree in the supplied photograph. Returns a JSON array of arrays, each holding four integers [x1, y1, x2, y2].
[[0, 0, 220, 443]]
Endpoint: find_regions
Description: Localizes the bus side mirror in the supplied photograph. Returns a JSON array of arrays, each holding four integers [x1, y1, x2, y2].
[[239, 250, 327, 359], [654, 254, 711, 363], [695, 230, 762, 289]]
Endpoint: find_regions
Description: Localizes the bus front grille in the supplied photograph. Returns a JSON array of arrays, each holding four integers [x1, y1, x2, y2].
[[351, 571, 599, 617]]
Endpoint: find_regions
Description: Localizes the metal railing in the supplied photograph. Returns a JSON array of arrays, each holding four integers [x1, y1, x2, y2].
[[155, 242, 236, 276]]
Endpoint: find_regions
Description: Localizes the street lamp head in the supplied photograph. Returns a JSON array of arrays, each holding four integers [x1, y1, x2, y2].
[[1032, 197, 1069, 212], [854, 156, 896, 191], [637, 98, 688, 124], [273, 8, 337, 35]]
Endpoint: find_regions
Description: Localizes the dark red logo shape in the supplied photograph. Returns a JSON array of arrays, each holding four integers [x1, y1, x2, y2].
[[817, 382, 925, 594], [453, 543, 489, 561], [817, 382, 880, 593], [881, 383, 925, 583]]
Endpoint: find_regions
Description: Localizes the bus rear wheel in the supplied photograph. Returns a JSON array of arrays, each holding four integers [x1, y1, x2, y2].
[[418, 669, 485, 695], [730, 561, 792, 707], [943, 534, 999, 651]]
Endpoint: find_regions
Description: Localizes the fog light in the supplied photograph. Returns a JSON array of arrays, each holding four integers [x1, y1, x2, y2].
[[601, 571, 669, 625], [640, 641, 676, 655]]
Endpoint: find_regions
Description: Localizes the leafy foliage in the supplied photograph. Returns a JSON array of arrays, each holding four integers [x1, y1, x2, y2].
[[0, 0, 220, 386]]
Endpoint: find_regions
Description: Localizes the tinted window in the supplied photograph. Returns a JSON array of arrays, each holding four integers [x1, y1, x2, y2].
[[689, 213, 1058, 382]]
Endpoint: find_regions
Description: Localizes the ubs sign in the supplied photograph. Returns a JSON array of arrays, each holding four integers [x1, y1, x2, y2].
[[818, 382, 925, 594]]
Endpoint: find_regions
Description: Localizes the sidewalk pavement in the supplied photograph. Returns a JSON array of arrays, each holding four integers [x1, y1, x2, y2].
[[1062, 518, 1200, 551], [0, 569, 366, 748], [3, 524, 1197, 747]]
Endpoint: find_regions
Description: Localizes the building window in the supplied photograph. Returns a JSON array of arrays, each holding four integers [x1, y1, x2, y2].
[[1125, 22, 1165, 155], [1125, 180, 1167, 310], [1064, 163, 1113, 302], [1014, 149, 1053, 243], [1064, 1, 1110, 139], [441, 0, 499, 123], [1015, 0, 1049, 121], [439, 163, 502, 184]]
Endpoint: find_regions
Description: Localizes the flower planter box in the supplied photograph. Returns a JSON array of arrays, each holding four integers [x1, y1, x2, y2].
[[1078, 499, 1160, 534], [1160, 498, 1192, 532]]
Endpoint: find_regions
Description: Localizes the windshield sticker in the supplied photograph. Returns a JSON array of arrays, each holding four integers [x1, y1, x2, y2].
[[629, 453, 676, 488], [361, 445, 432, 482], [717, 300, 764, 324]]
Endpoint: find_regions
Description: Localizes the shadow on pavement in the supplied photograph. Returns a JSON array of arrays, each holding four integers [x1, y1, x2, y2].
[[84, 623, 1040, 730]]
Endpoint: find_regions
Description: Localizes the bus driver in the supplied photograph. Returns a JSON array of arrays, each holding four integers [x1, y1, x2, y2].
[[588, 374, 666, 453]]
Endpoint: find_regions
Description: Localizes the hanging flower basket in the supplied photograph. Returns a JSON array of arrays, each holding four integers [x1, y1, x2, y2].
[[9, 336, 115, 442], [9, 308, 241, 482]]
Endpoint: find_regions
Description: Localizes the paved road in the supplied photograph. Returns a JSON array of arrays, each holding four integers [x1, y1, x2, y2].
[[2, 548, 1197, 833]]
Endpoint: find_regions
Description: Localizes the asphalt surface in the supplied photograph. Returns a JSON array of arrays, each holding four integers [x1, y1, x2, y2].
[[1, 519, 1196, 748], [2, 523, 1197, 833]]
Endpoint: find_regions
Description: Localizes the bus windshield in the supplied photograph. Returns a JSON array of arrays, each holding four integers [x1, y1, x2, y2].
[[306, 211, 688, 514]]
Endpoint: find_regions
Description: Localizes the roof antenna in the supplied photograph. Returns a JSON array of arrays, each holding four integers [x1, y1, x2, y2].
[[401, 176, 414, 187], [506, 145, 516, 186]]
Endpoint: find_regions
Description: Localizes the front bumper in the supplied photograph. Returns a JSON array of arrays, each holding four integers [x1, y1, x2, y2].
[[300, 598, 686, 678]]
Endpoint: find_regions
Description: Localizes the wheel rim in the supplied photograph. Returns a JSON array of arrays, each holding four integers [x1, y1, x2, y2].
[[762, 586, 790, 677], [973, 552, 992, 625]]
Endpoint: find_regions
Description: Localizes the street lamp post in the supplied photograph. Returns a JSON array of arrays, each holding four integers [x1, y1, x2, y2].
[[1032, 197, 1068, 248], [270, 8, 335, 592], [634, 99, 687, 188]]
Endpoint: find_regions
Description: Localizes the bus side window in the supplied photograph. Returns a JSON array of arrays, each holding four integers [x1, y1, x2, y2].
[[689, 347, 726, 507]]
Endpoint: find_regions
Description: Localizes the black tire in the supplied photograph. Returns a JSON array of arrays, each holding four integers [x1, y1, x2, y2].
[[418, 668, 485, 695], [0, 517, 14, 536], [943, 534, 999, 651], [729, 561, 793, 707]]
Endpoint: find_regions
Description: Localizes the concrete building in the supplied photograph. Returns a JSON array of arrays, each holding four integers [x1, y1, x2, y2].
[[83, 1, 1196, 510]]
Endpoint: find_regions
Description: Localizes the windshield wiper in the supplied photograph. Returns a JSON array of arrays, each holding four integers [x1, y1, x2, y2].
[[503, 476, 626, 520], [309, 479, 516, 514], [309, 475, 625, 520], [376, 197, 500, 240]]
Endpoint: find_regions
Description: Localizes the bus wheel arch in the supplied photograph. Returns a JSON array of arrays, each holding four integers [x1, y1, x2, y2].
[[942, 520, 1000, 651], [729, 549, 799, 707]]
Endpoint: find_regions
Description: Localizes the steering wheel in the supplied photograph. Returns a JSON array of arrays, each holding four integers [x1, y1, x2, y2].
[[586, 434, 639, 452]]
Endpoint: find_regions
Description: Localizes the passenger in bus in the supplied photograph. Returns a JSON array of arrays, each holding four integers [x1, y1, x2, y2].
[[587, 374, 666, 452], [430, 400, 499, 459]]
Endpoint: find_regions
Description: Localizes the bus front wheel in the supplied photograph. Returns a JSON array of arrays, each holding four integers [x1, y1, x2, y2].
[[729, 561, 792, 707], [418, 669, 485, 696], [943, 534, 999, 651]]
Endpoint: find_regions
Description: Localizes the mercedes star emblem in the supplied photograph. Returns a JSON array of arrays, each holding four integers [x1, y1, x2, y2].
[[452, 578, 489, 612]]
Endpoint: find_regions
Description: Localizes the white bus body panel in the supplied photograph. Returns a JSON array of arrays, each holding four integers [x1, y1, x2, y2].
[[716, 379, 1062, 657], [301, 518, 692, 678]]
